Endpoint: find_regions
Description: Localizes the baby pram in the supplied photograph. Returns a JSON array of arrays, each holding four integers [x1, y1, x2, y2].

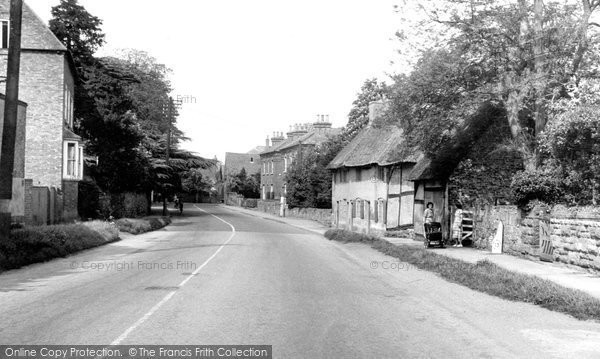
[[424, 222, 444, 248]]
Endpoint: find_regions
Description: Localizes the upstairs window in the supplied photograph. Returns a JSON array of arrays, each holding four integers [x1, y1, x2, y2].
[[0, 20, 8, 49], [63, 85, 74, 128], [250, 157, 254, 163]]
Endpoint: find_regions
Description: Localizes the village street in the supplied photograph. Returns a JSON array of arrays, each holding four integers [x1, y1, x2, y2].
[[0, 204, 600, 358]]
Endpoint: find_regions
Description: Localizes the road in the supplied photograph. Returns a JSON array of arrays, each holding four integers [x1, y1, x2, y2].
[[1, 204, 600, 358]]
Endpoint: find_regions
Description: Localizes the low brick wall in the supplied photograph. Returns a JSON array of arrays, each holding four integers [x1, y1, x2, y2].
[[257, 200, 332, 226], [286, 207, 332, 226], [257, 200, 280, 215]]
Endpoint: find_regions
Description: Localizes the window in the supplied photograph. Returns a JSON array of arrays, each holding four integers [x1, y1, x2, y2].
[[270, 160, 274, 174], [64, 85, 74, 128], [63, 141, 84, 180], [263, 161, 267, 174], [0, 20, 8, 49], [283, 184, 287, 195], [283, 157, 288, 172], [356, 168, 362, 182], [250, 157, 254, 163], [341, 169, 347, 183], [377, 167, 384, 181]]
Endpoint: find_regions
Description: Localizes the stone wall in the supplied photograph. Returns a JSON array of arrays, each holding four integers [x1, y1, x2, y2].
[[286, 207, 332, 226], [549, 205, 600, 271], [472, 203, 600, 271], [256, 200, 332, 226]]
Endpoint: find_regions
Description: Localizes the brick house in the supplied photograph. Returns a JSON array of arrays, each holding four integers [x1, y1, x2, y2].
[[223, 149, 263, 202], [0, 1, 82, 223], [328, 101, 421, 234], [259, 116, 340, 201]]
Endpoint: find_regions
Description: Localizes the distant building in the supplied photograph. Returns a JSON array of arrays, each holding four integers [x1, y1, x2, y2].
[[223, 150, 262, 201], [259, 115, 341, 200], [0, 1, 82, 223]]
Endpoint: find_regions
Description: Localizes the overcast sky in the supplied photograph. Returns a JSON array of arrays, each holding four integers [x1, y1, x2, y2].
[[29, 0, 405, 161]]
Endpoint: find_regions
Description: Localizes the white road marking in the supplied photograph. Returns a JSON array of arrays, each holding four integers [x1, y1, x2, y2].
[[109, 205, 236, 345]]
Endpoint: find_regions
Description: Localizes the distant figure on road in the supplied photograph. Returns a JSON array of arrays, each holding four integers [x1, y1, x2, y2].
[[424, 202, 434, 224], [173, 195, 179, 209], [178, 198, 184, 215]]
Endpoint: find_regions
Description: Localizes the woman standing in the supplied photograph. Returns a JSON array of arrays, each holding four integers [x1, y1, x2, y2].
[[452, 203, 464, 247], [423, 202, 434, 224]]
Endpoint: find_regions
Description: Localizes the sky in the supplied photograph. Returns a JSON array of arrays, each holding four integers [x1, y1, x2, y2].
[[28, 0, 406, 162]]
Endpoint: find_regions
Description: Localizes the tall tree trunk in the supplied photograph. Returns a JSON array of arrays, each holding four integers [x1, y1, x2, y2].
[[571, 0, 594, 75], [533, 0, 546, 137]]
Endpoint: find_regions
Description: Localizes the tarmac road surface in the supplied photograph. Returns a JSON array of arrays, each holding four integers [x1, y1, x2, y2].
[[1, 204, 599, 358]]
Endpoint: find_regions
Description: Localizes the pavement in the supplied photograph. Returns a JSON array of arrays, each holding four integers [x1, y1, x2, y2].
[[226, 204, 600, 301], [1, 204, 600, 358]]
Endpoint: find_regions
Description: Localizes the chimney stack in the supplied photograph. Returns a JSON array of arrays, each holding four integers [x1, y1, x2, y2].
[[368, 100, 389, 127], [312, 113, 332, 133], [271, 131, 285, 147]]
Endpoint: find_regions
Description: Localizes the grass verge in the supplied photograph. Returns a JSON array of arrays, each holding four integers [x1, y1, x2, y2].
[[325, 229, 600, 322], [0, 221, 120, 272], [116, 216, 171, 234]]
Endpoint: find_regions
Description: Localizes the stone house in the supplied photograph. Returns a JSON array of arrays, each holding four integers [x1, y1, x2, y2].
[[328, 101, 421, 234], [259, 116, 340, 201], [0, 94, 28, 224], [0, 1, 82, 223]]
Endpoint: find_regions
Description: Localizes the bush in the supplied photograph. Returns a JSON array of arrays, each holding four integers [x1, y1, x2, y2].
[[0, 221, 120, 271], [510, 167, 564, 207], [115, 216, 171, 234], [99, 192, 149, 219]]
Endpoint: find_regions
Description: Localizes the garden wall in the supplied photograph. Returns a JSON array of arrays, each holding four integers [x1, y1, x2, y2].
[[256, 200, 332, 226], [472, 204, 600, 271]]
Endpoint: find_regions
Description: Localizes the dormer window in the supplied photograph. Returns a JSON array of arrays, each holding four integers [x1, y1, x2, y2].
[[0, 20, 8, 49]]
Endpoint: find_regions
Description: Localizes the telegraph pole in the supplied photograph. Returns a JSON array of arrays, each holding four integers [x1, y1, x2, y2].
[[162, 97, 173, 216], [0, 0, 23, 239]]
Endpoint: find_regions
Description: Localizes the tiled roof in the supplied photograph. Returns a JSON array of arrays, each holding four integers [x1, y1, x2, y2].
[[261, 128, 342, 155], [247, 146, 267, 154], [0, 1, 68, 51], [327, 124, 421, 169]]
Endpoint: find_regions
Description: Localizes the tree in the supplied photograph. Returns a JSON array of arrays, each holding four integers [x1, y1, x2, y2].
[[228, 168, 260, 198], [182, 168, 211, 203], [48, 0, 105, 67], [286, 143, 339, 209], [343, 78, 388, 142], [392, 0, 600, 168]]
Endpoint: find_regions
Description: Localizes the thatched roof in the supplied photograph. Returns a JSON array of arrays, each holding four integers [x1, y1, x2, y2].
[[406, 101, 507, 181], [327, 125, 421, 169]]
